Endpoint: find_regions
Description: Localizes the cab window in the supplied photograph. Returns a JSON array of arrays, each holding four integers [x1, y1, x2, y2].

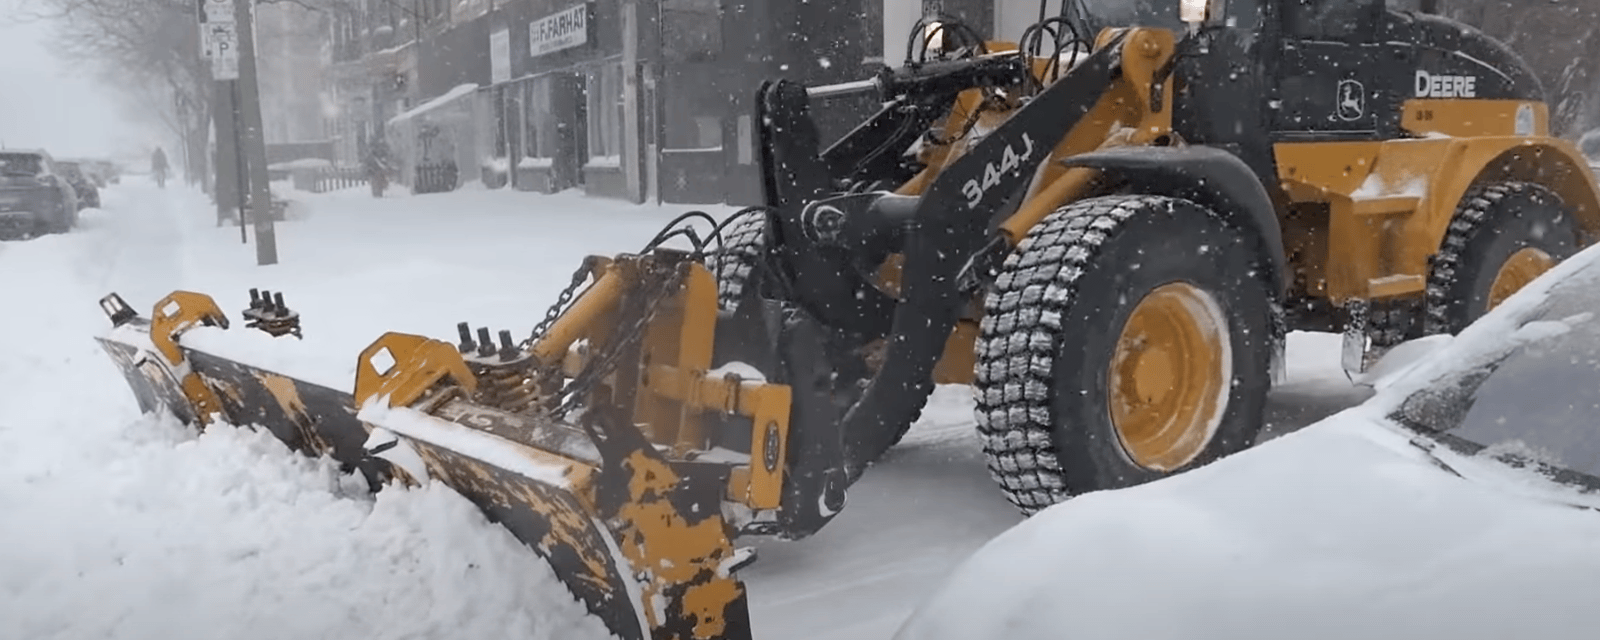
[[1281, 0, 1382, 40]]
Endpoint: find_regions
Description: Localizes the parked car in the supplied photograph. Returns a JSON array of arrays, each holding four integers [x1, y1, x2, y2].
[[91, 159, 121, 185], [0, 149, 80, 239], [67, 158, 108, 188], [55, 161, 101, 209]]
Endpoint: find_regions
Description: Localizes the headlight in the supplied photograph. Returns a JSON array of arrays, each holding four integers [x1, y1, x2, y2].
[[922, 21, 945, 52], [1180, 0, 1209, 23]]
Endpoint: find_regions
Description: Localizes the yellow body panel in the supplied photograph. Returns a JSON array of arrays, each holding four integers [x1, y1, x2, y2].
[[1275, 131, 1600, 304]]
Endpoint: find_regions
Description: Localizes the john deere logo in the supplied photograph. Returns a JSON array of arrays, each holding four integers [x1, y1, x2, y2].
[[1337, 79, 1365, 121]]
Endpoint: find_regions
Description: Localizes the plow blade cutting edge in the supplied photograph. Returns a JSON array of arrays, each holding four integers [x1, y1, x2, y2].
[[93, 285, 758, 640]]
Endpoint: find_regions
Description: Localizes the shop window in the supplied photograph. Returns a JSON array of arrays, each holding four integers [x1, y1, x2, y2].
[[661, 0, 721, 63], [586, 61, 624, 166], [522, 75, 558, 165], [861, 0, 882, 62], [493, 87, 509, 158], [1282, 0, 1382, 40], [662, 69, 724, 151]]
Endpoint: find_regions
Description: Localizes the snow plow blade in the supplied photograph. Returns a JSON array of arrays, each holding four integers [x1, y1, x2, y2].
[[94, 291, 393, 486], [93, 261, 763, 640]]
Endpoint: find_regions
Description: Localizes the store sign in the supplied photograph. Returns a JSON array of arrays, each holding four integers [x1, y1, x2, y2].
[[530, 3, 588, 57], [490, 28, 510, 83]]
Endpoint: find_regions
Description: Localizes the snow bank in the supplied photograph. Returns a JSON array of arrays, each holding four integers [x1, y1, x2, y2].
[[0, 414, 613, 640], [896, 244, 1600, 640], [896, 411, 1600, 640], [266, 158, 335, 171]]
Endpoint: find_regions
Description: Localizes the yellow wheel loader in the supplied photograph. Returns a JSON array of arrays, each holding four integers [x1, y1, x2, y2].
[[94, 1, 1600, 639]]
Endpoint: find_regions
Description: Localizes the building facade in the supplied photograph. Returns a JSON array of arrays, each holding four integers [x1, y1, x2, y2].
[[325, 0, 926, 204], [322, 0, 1600, 204]]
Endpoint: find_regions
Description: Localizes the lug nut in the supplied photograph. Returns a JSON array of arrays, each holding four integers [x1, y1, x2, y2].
[[457, 322, 475, 353]]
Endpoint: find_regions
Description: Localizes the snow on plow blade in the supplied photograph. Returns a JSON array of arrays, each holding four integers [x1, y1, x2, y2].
[[93, 283, 758, 640], [94, 291, 392, 485]]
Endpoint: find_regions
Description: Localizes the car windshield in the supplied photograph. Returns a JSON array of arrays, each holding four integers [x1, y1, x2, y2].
[[58, 163, 82, 178], [1391, 264, 1600, 487], [0, 153, 45, 177]]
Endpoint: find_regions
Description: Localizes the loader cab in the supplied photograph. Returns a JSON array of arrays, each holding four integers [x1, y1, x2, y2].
[[1270, 0, 1394, 139], [1168, 0, 1408, 183]]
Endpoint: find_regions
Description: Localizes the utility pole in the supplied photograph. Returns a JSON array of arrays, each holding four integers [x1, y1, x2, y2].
[[198, 0, 277, 265], [232, 0, 278, 265]]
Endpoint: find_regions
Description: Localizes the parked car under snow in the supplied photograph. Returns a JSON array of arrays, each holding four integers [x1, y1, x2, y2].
[[55, 161, 101, 209], [895, 243, 1600, 640]]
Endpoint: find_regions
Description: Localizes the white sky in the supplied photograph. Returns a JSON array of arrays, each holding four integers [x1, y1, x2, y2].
[[0, 0, 157, 159]]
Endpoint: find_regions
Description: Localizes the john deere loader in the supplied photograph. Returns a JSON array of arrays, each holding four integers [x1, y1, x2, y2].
[[95, 1, 1600, 638]]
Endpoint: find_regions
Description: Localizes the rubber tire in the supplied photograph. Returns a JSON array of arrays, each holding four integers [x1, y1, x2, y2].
[[706, 207, 927, 451], [1424, 181, 1578, 336], [974, 195, 1277, 515]]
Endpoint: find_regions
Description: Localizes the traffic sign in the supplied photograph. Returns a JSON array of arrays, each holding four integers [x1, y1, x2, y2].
[[208, 20, 239, 79]]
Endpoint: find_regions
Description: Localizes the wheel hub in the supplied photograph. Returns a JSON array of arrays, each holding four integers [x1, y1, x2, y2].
[[1107, 282, 1233, 472], [1488, 246, 1555, 311]]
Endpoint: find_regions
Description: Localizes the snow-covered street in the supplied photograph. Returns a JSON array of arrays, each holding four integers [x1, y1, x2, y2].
[[0, 179, 1384, 640]]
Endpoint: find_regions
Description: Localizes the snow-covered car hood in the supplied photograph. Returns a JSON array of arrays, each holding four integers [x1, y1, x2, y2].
[[895, 244, 1600, 640]]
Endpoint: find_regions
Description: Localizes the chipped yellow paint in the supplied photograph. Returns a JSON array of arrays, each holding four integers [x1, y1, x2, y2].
[[255, 371, 333, 456], [614, 450, 743, 639], [213, 377, 244, 405]]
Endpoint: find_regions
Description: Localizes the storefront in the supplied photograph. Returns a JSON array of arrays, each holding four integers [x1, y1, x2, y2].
[[471, 0, 637, 200], [398, 0, 885, 204]]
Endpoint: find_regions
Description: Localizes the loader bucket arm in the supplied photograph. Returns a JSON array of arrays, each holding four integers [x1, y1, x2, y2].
[[839, 35, 1129, 475], [752, 33, 1131, 478]]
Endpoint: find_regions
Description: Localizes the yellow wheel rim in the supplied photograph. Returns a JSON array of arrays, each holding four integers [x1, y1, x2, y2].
[[1487, 247, 1555, 311], [1107, 283, 1233, 472]]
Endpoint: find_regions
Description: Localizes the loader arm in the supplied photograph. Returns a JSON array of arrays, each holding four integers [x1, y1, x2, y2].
[[750, 31, 1136, 480]]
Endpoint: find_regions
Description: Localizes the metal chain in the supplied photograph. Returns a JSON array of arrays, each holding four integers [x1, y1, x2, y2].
[[552, 265, 684, 419], [521, 260, 595, 350]]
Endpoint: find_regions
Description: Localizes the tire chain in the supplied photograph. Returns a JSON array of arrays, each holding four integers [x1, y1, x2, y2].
[[974, 197, 1142, 514], [1423, 181, 1540, 336]]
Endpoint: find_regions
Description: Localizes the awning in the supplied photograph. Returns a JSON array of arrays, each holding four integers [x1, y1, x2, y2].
[[387, 83, 480, 128]]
